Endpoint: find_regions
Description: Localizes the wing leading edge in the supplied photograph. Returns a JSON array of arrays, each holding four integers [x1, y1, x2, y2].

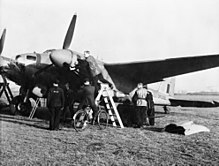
[[105, 54, 219, 93]]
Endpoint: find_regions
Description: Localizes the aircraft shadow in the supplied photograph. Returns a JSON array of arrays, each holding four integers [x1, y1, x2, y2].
[[0, 114, 44, 123], [0, 106, 51, 120], [0, 114, 49, 130], [155, 111, 167, 114], [143, 126, 164, 132]]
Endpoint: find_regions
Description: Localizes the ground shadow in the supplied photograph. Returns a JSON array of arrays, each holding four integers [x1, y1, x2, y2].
[[143, 126, 164, 132], [0, 113, 49, 130], [0, 105, 51, 120]]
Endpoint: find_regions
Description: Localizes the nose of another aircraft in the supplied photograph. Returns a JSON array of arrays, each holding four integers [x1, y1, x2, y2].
[[50, 49, 77, 67]]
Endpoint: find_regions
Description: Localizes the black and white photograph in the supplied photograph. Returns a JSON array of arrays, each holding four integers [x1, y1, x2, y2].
[[1, 0, 219, 165]]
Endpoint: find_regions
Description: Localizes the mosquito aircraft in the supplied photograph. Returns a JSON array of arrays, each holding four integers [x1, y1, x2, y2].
[[1, 14, 219, 115]]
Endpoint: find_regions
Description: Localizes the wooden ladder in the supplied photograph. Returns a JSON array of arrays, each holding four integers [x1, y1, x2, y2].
[[95, 84, 124, 128]]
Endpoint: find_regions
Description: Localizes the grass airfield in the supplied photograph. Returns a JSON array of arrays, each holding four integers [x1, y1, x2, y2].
[[1, 104, 219, 166]]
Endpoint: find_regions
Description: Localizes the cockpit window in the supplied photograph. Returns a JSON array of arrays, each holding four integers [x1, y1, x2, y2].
[[26, 55, 36, 61]]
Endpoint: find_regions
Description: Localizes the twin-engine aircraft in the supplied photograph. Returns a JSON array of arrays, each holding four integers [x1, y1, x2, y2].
[[1, 14, 219, 115]]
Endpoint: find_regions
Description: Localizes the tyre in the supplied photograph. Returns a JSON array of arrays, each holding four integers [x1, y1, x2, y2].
[[9, 95, 31, 116], [97, 110, 108, 130], [73, 110, 88, 132], [10, 95, 22, 115], [163, 106, 170, 114]]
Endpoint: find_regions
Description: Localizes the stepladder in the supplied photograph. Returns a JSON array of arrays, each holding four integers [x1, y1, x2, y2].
[[95, 84, 124, 128], [29, 98, 40, 119]]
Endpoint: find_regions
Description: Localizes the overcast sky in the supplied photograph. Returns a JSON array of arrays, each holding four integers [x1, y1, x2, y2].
[[1, 0, 219, 92]]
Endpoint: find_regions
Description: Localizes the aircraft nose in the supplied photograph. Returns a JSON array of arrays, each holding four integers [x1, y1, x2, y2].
[[50, 49, 77, 67]]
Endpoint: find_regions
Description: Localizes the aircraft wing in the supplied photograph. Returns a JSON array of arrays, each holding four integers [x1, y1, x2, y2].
[[104, 54, 219, 93]]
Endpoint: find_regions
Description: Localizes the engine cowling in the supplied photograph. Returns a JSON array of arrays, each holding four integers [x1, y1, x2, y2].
[[50, 49, 78, 68], [32, 85, 47, 98]]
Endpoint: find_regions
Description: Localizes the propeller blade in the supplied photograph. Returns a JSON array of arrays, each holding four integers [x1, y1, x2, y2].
[[0, 29, 6, 55], [63, 14, 77, 49]]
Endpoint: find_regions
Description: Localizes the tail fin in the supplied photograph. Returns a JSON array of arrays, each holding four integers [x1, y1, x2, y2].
[[148, 77, 175, 97], [158, 78, 175, 97]]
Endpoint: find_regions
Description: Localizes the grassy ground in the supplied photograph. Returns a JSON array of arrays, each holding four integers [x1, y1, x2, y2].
[[1, 105, 219, 166]]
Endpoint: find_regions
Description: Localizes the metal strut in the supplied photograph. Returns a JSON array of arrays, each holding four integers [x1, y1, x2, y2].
[[29, 98, 40, 119], [0, 74, 13, 104]]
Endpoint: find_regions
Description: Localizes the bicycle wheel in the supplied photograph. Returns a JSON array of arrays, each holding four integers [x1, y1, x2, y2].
[[97, 110, 109, 130], [73, 110, 88, 132]]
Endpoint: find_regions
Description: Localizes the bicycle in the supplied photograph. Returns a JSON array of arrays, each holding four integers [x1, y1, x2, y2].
[[72, 105, 109, 132]]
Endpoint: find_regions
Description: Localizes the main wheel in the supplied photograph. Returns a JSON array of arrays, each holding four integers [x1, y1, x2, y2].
[[10, 95, 31, 116], [73, 110, 88, 132], [97, 110, 108, 130], [163, 106, 170, 114]]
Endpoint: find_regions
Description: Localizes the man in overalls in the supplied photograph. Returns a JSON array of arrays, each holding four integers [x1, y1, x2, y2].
[[132, 83, 148, 128]]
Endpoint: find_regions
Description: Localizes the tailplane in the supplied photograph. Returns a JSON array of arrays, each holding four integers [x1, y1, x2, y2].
[[159, 78, 175, 97]]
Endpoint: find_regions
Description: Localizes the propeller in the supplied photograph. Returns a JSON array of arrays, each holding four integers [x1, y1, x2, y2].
[[49, 14, 78, 68], [63, 14, 77, 49], [33, 14, 77, 77], [34, 13, 77, 76], [0, 29, 6, 55]]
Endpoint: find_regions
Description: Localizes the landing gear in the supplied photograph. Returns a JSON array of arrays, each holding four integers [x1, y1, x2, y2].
[[10, 95, 31, 116], [163, 106, 170, 114]]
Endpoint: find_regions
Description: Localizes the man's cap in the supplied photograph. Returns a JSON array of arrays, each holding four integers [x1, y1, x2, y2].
[[53, 80, 59, 87], [84, 50, 90, 54], [54, 79, 60, 84], [84, 78, 90, 82], [137, 83, 143, 88], [84, 50, 90, 58], [84, 78, 90, 85]]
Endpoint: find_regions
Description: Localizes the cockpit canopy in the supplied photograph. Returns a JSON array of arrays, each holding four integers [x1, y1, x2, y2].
[[15, 53, 39, 65]]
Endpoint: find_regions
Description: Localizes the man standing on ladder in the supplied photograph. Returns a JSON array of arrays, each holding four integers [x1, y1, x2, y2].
[[84, 50, 112, 95]]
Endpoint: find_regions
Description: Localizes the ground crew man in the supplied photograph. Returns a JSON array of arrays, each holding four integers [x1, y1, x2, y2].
[[62, 82, 74, 122], [132, 83, 148, 128], [47, 80, 65, 130], [84, 50, 101, 79], [146, 90, 155, 126], [77, 78, 98, 123], [84, 50, 112, 94]]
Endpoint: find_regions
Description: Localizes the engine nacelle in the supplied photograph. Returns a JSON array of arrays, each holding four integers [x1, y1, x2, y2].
[[50, 49, 78, 67], [32, 85, 47, 98]]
